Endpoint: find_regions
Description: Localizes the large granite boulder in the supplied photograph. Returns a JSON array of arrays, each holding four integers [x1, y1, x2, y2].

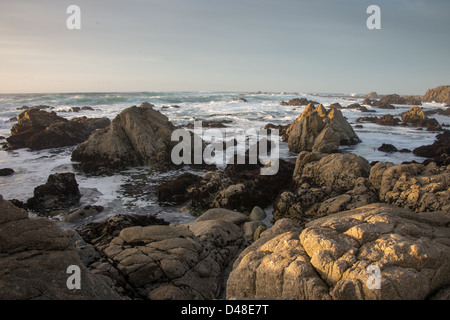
[[0, 196, 123, 300], [227, 203, 450, 300], [283, 104, 360, 154], [6, 108, 110, 150]]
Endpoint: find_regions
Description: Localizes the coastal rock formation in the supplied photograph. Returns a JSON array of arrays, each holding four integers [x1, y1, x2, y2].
[[26, 172, 81, 216], [6, 109, 110, 150], [401, 106, 440, 129], [98, 209, 249, 299], [413, 131, 450, 166], [79, 213, 169, 252], [423, 85, 450, 105], [283, 104, 361, 154], [186, 159, 294, 212], [377, 144, 410, 153], [273, 152, 376, 226], [72, 103, 177, 174], [227, 203, 450, 300], [369, 161, 450, 213], [0, 196, 123, 300]]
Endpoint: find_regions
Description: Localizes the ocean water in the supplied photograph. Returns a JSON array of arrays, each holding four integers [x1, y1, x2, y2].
[[0, 91, 447, 227]]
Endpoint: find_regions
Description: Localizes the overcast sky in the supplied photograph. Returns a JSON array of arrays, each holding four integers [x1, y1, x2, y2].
[[0, 0, 449, 94]]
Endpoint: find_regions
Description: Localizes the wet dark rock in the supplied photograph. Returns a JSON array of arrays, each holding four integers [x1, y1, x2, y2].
[[280, 98, 319, 106], [346, 103, 372, 112], [378, 144, 398, 153], [157, 172, 202, 204], [413, 130, 450, 166], [356, 115, 401, 126], [424, 108, 450, 117], [264, 123, 289, 136], [26, 172, 81, 216], [187, 159, 294, 212], [0, 168, 14, 176], [186, 120, 232, 128]]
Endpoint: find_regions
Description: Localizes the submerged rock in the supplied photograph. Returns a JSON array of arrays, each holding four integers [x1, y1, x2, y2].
[[227, 203, 450, 300], [283, 104, 361, 154], [0, 168, 14, 176]]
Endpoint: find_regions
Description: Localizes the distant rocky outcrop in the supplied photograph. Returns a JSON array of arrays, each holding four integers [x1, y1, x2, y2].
[[401, 106, 440, 130], [283, 104, 361, 154], [364, 92, 378, 99], [72, 103, 179, 174], [362, 94, 422, 109], [227, 203, 450, 300], [423, 85, 450, 105], [6, 109, 110, 150], [0, 196, 124, 300], [356, 115, 401, 126]]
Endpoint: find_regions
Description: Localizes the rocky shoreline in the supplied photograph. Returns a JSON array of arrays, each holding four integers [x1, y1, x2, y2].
[[1, 86, 449, 300]]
